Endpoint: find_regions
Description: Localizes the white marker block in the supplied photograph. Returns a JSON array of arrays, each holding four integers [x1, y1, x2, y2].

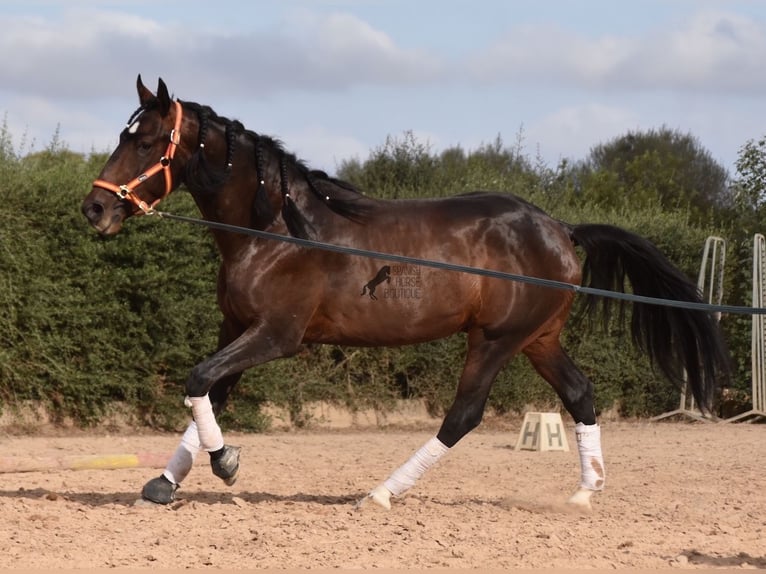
[[515, 412, 569, 452]]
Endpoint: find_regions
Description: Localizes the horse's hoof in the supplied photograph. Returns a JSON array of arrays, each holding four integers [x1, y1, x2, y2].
[[367, 484, 393, 510], [567, 487, 595, 512], [141, 475, 178, 505], [211, 445, 240, 486]]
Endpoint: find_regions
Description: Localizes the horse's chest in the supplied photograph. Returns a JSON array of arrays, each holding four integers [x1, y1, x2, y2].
[[218, 263, 272, 316]]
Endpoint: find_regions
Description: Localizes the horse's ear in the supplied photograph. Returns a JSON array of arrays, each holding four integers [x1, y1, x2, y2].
[[136, 74, 155, 106], [156, 78, 171, 117]]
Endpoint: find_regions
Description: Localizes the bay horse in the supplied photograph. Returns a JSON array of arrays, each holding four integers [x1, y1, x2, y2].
[[81, 76, 729, 510]]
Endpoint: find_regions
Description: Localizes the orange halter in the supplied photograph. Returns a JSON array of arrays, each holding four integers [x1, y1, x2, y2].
[[92, 100, 183, 214]]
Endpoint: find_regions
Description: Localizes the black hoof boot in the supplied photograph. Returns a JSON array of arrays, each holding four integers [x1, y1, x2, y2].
[[141, 475, 178, 504], [210, 445, 241, 486]]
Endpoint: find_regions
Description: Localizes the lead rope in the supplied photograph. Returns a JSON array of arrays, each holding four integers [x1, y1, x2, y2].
[[152, 210, 766, 316]]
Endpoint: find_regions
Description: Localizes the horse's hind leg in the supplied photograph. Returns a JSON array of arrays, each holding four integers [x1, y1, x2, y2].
[[367, 329, 518, 509], [524, 338, 604, 510]]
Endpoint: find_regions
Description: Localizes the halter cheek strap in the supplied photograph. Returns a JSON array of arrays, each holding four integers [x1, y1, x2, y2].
[[93, 100, 184, 215]]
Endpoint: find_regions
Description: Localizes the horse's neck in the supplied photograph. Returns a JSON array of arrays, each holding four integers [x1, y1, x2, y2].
[[186, 135, 353, 253], [187, 181, 264, 258]]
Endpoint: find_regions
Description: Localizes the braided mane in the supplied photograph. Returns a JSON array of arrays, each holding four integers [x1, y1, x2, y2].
[[176, 100, 371, 235]]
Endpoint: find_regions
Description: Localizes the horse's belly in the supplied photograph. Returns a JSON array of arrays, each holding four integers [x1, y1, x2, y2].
[[303, 301, 469, 347]]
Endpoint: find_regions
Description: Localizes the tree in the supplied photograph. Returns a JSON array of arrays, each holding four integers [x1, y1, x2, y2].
[[732, 136, 766, 217], [337, 130, 438, 199], [581, 126, 730, 218]]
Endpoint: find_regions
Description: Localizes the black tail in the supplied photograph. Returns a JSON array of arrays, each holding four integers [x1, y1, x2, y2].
[[570, 223, 729, 414]]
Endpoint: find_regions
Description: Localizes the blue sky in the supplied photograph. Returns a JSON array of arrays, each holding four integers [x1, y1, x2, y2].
[[2, 0, 766, 177]]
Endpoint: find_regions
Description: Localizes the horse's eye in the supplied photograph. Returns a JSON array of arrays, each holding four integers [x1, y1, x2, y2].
[[137, 141, 153, 153]]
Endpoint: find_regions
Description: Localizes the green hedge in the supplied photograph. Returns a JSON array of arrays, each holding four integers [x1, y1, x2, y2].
[[0, 130, 752, 431]]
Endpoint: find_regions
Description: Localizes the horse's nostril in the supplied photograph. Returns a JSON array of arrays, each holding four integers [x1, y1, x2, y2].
[[83, 201, 104, 221], [82, 201, 108, 227]]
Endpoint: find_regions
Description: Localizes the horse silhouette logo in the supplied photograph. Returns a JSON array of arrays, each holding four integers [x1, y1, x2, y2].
[[361, 266, 391, 300]]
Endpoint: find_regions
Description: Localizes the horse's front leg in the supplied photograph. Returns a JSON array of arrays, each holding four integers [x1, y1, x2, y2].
[[141, 373, 246, 504], [183, 322, 302, 484], [142, 317, 247, 504], [142, 321, 300, 504]]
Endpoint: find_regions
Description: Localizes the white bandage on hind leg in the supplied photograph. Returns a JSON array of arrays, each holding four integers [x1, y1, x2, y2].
[[163, 420, 201, 485], [383, 436, 450, 496], [575, 422, 605, 491], [186, 395, 225, 452]]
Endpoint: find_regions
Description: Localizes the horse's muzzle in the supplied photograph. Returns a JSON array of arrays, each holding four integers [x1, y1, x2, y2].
[[81, 193, 126, 235]]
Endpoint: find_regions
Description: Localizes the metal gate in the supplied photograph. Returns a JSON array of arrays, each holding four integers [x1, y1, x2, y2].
[[652, 236, 726, 422], [725, 233, 766, 422]]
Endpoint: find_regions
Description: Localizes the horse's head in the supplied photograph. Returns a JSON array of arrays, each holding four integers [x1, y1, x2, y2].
[[83, 75, 370, 239], [82, 75, 186, 235]]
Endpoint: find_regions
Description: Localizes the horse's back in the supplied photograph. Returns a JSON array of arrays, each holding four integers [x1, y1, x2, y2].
[[380, 191, 581, 283]]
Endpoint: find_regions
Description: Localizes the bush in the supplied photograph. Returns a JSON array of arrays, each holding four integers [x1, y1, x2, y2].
[[0, 125, 750, 430]]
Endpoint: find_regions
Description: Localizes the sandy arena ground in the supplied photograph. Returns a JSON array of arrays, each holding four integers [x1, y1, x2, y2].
[[0, 420, 764, 570]]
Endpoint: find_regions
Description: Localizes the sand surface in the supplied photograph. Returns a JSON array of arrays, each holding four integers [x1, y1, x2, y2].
[[0, 421, 764, 569]]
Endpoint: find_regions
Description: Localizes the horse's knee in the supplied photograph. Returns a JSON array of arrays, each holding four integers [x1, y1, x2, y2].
[[437, 403, 485, 447], [185, 366, 208, 398]]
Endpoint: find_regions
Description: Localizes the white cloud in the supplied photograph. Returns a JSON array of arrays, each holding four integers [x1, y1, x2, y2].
[[527, 103, 640, 164], [0, 10, 168, 98], [468, 10, 766, 95], [0, 94, 119, 154], [296, 12, 444, 85], [621, 11, 766, 93], [467, 24, 631, 87], [0, 8, 445, 102], [1, 2, 764, 173], [5, 6, 765, 102]]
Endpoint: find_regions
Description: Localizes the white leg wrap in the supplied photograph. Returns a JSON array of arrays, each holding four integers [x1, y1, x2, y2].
[[187, 395, 225, 452], [383, 436, 450, 496], [575, 422, 605, 491], [162, 421, 201, 485]]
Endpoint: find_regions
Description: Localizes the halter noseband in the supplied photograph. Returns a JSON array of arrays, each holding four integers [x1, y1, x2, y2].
[[92, 100, 184, 215]]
